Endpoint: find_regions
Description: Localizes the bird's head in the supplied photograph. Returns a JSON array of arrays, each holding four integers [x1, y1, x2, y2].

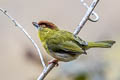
[[32, 21, 59, 31]]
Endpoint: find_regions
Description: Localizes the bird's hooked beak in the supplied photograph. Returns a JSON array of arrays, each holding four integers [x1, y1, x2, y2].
[[32, 22, 40, 29]]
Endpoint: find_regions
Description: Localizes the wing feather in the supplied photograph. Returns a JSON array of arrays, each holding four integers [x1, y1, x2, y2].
[[46, 31, 84, 54]]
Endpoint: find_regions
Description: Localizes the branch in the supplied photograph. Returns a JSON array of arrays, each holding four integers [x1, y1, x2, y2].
[[73, 0, 99, 35], [0, 8, 46, 69], [37, 63, 56, 80], [80, 0, 99, 22]]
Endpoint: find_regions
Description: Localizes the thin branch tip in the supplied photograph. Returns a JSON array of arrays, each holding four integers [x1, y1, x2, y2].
[[0, 8, 46, 68], [74, 0, 99, 35]]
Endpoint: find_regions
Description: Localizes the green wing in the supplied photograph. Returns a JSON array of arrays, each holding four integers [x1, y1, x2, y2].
[[46, 31, 84, 54]]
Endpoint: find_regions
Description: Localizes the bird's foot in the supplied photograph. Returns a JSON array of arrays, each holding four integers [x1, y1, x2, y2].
[[83, 51, 87, 55], [48, 59, 59, 66]]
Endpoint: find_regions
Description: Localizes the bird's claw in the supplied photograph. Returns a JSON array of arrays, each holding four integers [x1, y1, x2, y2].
[[48, 59, 59, 66]]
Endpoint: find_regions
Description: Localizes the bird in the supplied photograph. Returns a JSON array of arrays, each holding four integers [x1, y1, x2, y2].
[[32, 21, 115, 64]]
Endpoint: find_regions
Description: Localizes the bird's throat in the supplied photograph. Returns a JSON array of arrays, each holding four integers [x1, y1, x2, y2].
[[38, 28, 56, 42]]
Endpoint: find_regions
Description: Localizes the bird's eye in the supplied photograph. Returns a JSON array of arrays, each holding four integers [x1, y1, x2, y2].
[[42, 25, 46, 28]]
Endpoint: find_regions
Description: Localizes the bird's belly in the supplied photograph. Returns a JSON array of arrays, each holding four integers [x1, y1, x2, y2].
[[49, 52, 79, 62]]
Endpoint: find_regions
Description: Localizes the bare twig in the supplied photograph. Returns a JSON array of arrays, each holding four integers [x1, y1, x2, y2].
[[74, 0, 99, 35], [37, 63, 56, 80], [0, 8, 46, 69], [80, 0, 99, 22]]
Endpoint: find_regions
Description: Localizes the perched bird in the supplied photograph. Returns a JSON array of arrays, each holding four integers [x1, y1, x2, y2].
[[32, 21, 115, 63]]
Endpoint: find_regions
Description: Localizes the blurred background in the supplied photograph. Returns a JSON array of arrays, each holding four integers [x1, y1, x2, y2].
[[0, 0, 120, 80]]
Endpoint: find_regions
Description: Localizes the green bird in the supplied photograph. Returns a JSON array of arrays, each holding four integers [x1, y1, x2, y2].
[[32, 21, 115, 62]]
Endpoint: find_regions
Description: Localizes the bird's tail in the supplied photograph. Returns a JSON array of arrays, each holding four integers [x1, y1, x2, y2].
[[86, 40, 115, 49]]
